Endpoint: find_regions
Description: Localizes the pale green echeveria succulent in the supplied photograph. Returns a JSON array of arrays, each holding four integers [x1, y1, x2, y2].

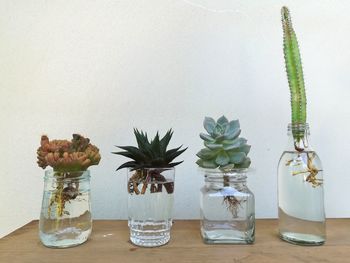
[[196, 116, 251, 171]]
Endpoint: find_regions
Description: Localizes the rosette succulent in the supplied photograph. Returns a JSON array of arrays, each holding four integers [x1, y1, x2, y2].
[[196, 116, 251, 171]]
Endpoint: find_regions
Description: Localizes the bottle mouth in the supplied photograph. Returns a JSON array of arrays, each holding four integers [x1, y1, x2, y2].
[[287, 123, 310, 136], [287, 123, 309, 131]]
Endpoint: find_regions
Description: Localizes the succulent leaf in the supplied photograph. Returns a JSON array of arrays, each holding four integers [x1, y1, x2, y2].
[[196, 159, 218, 169], [215, 152, 230, 166], [213, 124, 225, 137], [204, 142, 223, 150], [214, 134, 226, 142], [228, 152, 246, 164], [224, 120, 240, 135], [223, 138, 247, 151], [217, 115, 229, 126], [234, 157, 251, 169], [117, 146, 149, 162], [117, 161, 139, 170], [151, 132, 161, 154], [159, 130, 173, 153], [151, 157, 165, 166], [228, 145, 251, 155], [133, 129, 154, 158], [222, 139, 235, 145], [199, 133, 215, 142], [224, 128, 241, 140], [112, 151, 137, 160], [165, 146, 187, 163], [203, 117, 216, 135], [168, 161, 184, 167], [196, 148, 218, 160]]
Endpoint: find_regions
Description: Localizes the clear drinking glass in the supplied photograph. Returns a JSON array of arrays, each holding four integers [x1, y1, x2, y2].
[[200, 169, 255, 244], [278, 123, 326, 245], [39, 170, 92, 248], [127, 168, 175, 247]]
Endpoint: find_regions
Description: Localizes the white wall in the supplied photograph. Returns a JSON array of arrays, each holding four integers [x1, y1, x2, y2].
[[1, 0, 349, 237]]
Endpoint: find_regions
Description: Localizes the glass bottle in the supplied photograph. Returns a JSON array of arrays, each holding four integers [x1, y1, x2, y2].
[[39, 170, 92, 248], [278, 123, 326, 245], [127, 168, 175, 247], [200, 169, 255, 244]]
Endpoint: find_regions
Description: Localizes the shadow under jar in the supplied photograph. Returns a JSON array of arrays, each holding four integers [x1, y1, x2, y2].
[[127, 168, 175, 247], [39, 170, 92, 248], [200, 168, 255, 244]]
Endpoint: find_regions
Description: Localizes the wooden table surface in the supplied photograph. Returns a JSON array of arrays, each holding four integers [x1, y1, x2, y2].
[[0, 219, 349, 263]]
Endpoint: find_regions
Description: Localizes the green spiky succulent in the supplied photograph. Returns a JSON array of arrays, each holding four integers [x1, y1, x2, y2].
[[114, 129, 187, 170], [196, 116, 251, 171], [282, 6, 307, 141], [113, 129, 186, 195]]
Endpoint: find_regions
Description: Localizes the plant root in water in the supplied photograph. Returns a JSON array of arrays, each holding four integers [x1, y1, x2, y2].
[[48, 176, 80, 221], [128, 169, 173, 195], [223, 196, 243, 218], [286, 152, 323, 188]]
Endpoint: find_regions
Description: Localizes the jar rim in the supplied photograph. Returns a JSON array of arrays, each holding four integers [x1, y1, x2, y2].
[[127, 167, 175, 171], [44, 169, 90, 179], [203, 172, 247, 183], [198, 167, 249, 175]]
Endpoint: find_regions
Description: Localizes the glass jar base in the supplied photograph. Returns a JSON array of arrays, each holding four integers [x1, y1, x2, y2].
[[201, 228, 254, 244], [279, 232, 325, 246], [39, 228, 91, 248], [200, 217, 255, 245], [128, 219, 172, 247], [129, 229, 170, 247]]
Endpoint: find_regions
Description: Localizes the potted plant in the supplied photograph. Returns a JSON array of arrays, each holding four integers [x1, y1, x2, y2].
[[277, 6, 325, 245], [196, 116, 255, 244], [37, 134, 101, 248], [113, 129, 186, 247]]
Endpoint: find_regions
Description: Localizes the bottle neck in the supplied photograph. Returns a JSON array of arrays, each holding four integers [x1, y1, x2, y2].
[[286, 123, 312, 152]]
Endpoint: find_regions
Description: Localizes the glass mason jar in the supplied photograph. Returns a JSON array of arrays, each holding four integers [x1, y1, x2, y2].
[[127, 168, 175, 247], [39, 170, 92, 248], [278, 123, 325, 245], [200, 168, 255, 244]]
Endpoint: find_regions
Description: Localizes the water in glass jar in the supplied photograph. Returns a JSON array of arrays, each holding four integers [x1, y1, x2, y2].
[[128, 182, 174, 247], [278, 150, 325, 245], [200, 186, 255, 244], [39, 189, 92, 248]]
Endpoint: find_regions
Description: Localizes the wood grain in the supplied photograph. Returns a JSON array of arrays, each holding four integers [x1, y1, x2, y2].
[[0, 219, 349, 263]]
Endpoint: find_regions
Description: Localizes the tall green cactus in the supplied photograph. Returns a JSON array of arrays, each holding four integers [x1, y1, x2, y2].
[[281, 6, 307, 141]]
